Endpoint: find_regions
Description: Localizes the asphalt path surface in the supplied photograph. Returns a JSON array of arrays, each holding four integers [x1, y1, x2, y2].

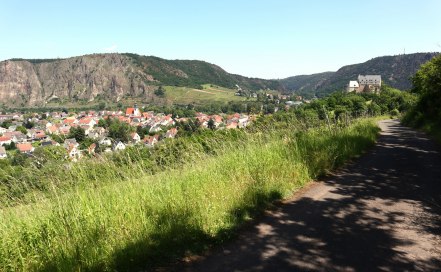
[[183, 120, 441, 271]]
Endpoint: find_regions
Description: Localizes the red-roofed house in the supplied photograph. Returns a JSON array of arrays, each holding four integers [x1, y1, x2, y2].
[[143, 112, 154, 119], [226, 122, 238, 129], [46, 125, 59, 135], [34, 130, 47, 140], [126, 108, 134, 116], [17, 143, 34, 154], [0, 136, 12, 146], [130, 132, 141, 143], [126, 105, 141, 117], [164, 128, 178, 139], [160, 114, 175, 126], [78, 117, 96, 127], [212, 115, 223, 124], [59, 126, 71, 136], [143, 135, 159, 148], [118, 116, 131, 124], [63, 118, 77, 126]]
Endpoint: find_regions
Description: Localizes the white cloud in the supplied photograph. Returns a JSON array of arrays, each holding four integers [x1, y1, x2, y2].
[[103, 44, 118, 53]]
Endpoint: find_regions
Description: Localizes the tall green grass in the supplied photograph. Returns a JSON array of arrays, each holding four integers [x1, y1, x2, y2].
[[0, 119, 379, 271], [0, 129, 248, 207]]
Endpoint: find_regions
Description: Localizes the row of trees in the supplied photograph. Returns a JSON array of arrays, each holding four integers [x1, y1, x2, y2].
[[403, 54, 441, 129], [301, 85, 416, 120]]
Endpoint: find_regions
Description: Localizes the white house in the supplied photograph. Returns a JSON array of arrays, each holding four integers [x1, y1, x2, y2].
[[347, 81, 360, 92], [112, 141, 126, 151], [149, 125, 162, 133], [67, 145, 81, 161], [11, 133, 27, 143], [64, 138, 79, 149], [99, 137, 112, 146]]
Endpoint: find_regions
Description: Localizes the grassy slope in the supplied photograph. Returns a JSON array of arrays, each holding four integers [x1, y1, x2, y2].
[[42, 84, 250, 109], [0, 119, 380, 271], [164, 84, 249, 105]]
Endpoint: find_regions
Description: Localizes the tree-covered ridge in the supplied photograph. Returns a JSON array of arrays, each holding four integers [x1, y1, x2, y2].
[[123, 53, 282, 90], [280, 53, 439, 97], [9, 58, 65, 64]]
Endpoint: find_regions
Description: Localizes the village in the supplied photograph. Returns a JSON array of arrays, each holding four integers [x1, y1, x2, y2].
[[0, 105, 254, 161]]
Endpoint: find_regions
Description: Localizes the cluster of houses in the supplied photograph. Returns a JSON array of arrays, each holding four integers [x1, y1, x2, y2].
[[0, 105, 252, 161], [347, 75, 382, 93]]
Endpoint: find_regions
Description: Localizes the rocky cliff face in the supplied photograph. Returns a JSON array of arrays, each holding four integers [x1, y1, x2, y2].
[[0, 53, 283, 107], [0, 54, 156, 107]]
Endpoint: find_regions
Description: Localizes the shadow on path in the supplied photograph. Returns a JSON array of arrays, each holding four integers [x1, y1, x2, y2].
[[184, 120, 441, 271]]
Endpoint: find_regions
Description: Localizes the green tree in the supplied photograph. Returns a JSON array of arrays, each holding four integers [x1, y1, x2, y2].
[[410, 55, 441, 123], [68, 126, 86, 142], [265, 104, 276, 114], [80, 137, 97, 150], [4, 142, 16, 150], [98, 101, 107, 110], [51, 134, 64, 144], [367, 102, 382, 116], [207, 118, 216, 130], [1, 120, 12, 129], [32, 146, 66, 167], [16, 126, 27, 135], [108, 119, 133, 142], [11, 151, 28, 166], [23, 120, 35, 129], [154, 86, 165, 97], [136, 126, 150, 137], [98, 118, 108, 128]]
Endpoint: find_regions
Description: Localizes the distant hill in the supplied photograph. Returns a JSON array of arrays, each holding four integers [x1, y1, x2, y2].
[[0, 53, 282, 107], [1, 52, 438, 108], [280, 53, 439, 97]]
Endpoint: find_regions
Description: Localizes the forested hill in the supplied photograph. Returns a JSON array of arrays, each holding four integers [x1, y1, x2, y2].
[[280, 53, 439, 97], [0, 53, 283, 107]]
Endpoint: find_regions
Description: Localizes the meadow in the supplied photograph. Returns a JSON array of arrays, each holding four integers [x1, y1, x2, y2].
[[164, 84, 250, 105]]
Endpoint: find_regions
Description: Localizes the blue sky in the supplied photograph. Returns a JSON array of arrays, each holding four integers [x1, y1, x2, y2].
[[1, 0, 440, 78]]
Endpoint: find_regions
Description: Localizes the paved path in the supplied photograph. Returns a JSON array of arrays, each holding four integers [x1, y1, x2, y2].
[[184, 120, 441, 271]]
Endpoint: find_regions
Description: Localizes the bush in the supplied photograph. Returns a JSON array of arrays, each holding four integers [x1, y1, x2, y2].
[[390, 108, 400, 117]]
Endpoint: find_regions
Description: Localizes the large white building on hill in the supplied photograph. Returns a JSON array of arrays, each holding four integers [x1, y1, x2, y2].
[[347, 75, 381, 93]]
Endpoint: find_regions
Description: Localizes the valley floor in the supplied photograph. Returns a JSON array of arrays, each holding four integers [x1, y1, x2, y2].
[[182, 120, 441, 271]]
